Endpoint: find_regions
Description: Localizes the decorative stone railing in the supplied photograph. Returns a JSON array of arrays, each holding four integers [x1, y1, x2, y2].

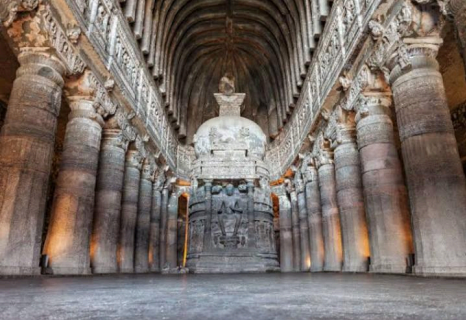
[[265, 0, 384, 181], [51, 0, 179, 169]]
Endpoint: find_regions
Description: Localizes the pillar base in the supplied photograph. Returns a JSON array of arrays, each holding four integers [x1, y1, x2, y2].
[[119, 268, 134, 274], [310, 266, 324, 272], [413, 265, 466, 277], [370, 264, 409, 274], [0, 266, 41, 276], [324, 265, 342, 272], [342, 264, 368, 273], [48, 266, 92, 276], [134, 267, 149, 274], [92, 266, 118, 274]]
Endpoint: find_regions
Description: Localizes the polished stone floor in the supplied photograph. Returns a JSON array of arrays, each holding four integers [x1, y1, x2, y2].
[[0, 273, 465, 320]]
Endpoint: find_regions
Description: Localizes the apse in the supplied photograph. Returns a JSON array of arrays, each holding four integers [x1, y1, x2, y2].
[[121, 0, 316, 143]]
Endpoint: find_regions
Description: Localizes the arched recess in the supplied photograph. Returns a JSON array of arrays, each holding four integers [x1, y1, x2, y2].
[[177, 192, 189, 267], [271, 193, 280, 264]]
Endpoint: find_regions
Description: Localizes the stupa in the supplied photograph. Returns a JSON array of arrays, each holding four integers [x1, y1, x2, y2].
[[186, 75, 279, 273]]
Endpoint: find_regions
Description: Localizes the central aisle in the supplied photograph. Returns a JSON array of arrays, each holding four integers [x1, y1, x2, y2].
[[0, 273, 464, 320]]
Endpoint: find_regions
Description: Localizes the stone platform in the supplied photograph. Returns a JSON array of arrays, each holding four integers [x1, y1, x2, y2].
[[0, 273, 465, 320]]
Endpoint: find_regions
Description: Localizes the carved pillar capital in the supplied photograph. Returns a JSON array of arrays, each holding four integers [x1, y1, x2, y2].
[[388, 36, 443, 83], [314, 134, 334, 169], [126, 148, 144, 170], [103, 108, 137, 151], [356, 93, 393, 123], [17, 51, 66, 87], [65, 70, 108, 126], [141, 158, 156, 181], [367, 1, 444, 82], [0, 0, 38, 27], [153, 168, 166, 191], [6, 4, 85, 75]]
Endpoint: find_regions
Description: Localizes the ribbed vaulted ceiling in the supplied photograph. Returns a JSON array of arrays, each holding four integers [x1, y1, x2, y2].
[[120, 0, 329, 144]]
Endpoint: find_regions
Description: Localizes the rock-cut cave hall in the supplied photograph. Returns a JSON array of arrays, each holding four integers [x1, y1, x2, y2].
[[0, 0, 465, 319]]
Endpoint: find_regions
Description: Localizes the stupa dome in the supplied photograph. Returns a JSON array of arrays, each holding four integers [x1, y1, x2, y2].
[[194, 114, 267, 159]]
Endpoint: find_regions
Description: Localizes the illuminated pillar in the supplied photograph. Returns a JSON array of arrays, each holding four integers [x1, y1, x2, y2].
[[134, 159, 155, 273], [165, 188, 179, 269], [356, 91, 413, 273], [118, 147, 142, 273], [334, 112, 370, 272], [296, 175, 310, 272], [159, 182, 170, 269], [149, 171, 164, 272], [288, 185, 301, 272], [43, 71, 104, 275], [91, 114, 132, 274], [317, 146, 343, 272], [304, 162, 325, 272], [388, 34, 466, 276], [277, 185, 293, 272], [0, 51, 65, 275]]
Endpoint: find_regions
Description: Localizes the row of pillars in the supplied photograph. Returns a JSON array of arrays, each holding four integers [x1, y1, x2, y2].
[[279, 28, 466, 276], [0, 51, 179, 275]]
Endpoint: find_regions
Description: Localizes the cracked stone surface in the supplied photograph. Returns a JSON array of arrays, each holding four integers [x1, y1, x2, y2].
[[0, 273, 465, 320]]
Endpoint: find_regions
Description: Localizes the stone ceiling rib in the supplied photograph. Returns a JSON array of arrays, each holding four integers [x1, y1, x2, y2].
[[117, 0, 324, 143]]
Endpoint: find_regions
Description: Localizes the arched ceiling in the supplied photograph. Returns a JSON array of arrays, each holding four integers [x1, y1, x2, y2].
[[120, 0, 328, 144]]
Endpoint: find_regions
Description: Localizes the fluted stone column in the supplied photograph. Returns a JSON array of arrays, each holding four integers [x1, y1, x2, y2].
[[287, 183, 301, 272], [277, 187, 293, 272], [149, 172, 164, 272], [356, 92, 413, 274], [334, 113, 370, 272], [43, 71, 104, 275], [91, 117, 130, 274], [0, 51, 65, 275], [166, 189, 179, 269], [159, 184, 170, 269], [296, 175, 311, 272], [389, 35, 466, 276], [134, 159, 155, 273], [304, 162, 325, 272], [317, 147, 343, 272], [117, 148, 142, 273]]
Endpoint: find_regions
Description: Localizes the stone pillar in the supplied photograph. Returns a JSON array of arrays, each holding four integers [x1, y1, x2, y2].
[[0, 51, 65, 275], [159, 181, 170, 269], [317, 145, 343, 271], [334, 111, 370, 272], [165, 188, 179, 269], [356, 91, 413, 274], [287, 181, 301, 272], [246, 180, 256, 248], [277, 186, 293, 272], [202, 180, 213, 250], [149, 171, 164, 272], [43, 71, 104, 275], [304, 161, 325, 272], [117, 147, 142, 273], [91, 114, 133, 274], [296, 174, 311, 272], [388, 35, 466, 276], [134, 159, 155, 273]]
